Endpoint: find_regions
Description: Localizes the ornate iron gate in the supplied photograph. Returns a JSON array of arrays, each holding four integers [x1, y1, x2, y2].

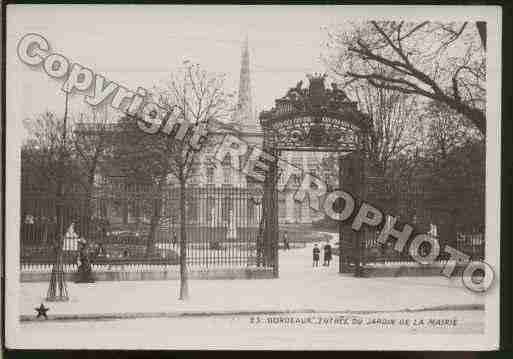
[[258, 75, 370, 277], [160, 186, 265, 268]]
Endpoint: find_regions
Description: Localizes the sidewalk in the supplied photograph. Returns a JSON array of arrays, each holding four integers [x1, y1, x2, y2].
[[20, 233, 485, 321]]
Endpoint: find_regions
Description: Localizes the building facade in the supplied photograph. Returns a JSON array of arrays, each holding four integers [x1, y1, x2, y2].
[[189, 38, 327, 224], [79, 38, 327, 226]]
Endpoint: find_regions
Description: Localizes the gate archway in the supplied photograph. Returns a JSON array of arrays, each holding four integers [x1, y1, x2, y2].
[[258, 74, 371, 277]]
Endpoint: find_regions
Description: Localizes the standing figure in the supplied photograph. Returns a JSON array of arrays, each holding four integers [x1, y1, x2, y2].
[[283, 231, 290, 250], [323, 242, 332, 266], [75, 238, 95, 283], [172, 229, 178, 249], [312, 244, 320, 267]]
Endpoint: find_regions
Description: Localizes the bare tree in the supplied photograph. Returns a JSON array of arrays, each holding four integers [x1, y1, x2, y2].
[[157, 63, 233, 300], [22, 93, 76, 301], [115, 62, 233, 300], [68, 105, 113, 238], [22, 105, 113, 249], [326, 21, 486, 134], [72, 105, 112, 197], [349, 83, 421, 176], [423, 100, 482, 161], [22, 111, 74, 192], [23, 106, 111, 193]]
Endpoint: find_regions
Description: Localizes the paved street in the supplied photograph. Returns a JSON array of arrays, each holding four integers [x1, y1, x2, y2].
[[12, 223, 489, 350]]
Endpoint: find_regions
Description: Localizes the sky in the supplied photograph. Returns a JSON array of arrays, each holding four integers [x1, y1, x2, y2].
[[8, 5, 351, 129], [7, 4, 497, 138]]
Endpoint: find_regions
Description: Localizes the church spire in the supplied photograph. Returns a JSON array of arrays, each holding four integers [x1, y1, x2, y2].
[[233, 36, 256, 131]]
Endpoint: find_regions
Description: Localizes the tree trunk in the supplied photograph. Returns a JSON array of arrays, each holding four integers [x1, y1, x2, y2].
[[179, 176, 189, 300], [476, 22, 486, 50], [83, 172, 96, 240]]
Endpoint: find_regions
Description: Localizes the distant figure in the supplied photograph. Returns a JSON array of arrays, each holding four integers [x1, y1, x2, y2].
[[123, 248, 130, 258], [313, 244, 320, 267], [75, 238, 95, 283], [172, 230, 178, 248], [323, 242, 332, 266], [283, 232, 290, 250]]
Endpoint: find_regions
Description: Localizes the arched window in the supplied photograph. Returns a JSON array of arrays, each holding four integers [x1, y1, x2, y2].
[[223, 166, 231, 185]]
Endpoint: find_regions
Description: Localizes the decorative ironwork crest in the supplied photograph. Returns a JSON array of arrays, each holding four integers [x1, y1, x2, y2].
[[260, 74, 369, 152]]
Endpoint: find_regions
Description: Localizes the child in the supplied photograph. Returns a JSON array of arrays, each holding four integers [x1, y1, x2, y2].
[[313, 244, 320, 267], [323, 242, 332, 266], [283, 231, 290, 250], [172, 230, 178, 248]]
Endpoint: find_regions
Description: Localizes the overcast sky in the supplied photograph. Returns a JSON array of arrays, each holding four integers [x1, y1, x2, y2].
[[8, 5, 351, 126], [7, 5, 496, 134]]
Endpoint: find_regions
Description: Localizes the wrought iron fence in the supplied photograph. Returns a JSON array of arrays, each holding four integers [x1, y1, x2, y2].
[[20, 185, 266, 268], [358, 228, 484, 265], [337, 223, 484, 269], [351, 176, 485, 266]]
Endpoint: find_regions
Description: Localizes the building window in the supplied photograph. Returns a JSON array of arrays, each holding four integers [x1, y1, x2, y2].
[[247, 201, 255, 225], [294, 200, 302, 223], [223, 166, 231, 185], [206, 166, 215, 185], [293, 154, 302, 167], [187, 200, 198, 222], [190, 161, 200, 178], [279, 198, 286, 218], [221, 196, 232, 223]]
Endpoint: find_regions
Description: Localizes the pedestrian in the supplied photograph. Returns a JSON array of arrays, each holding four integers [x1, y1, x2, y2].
[[172, 229, 178, 248], [75, 238, 94, 283], [323, 242, 332, 266], [312, 244, 320, 267], [283, 231, 290, 250]]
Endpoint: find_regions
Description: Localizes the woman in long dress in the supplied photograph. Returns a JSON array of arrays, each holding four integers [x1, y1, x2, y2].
[[323, 242, 332, 266]]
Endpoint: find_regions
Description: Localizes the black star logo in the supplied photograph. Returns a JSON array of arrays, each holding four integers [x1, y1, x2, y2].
[[35, 303, 49, 319]]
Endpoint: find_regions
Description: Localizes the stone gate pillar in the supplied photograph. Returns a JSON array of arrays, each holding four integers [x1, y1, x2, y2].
[[339, 150, 365, 276], [262, 147, 279, 277], [259, 74, 371, 279]]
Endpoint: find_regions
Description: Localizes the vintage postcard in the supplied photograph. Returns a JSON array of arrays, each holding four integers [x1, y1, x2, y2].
[[4, 4, 502, 350]]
